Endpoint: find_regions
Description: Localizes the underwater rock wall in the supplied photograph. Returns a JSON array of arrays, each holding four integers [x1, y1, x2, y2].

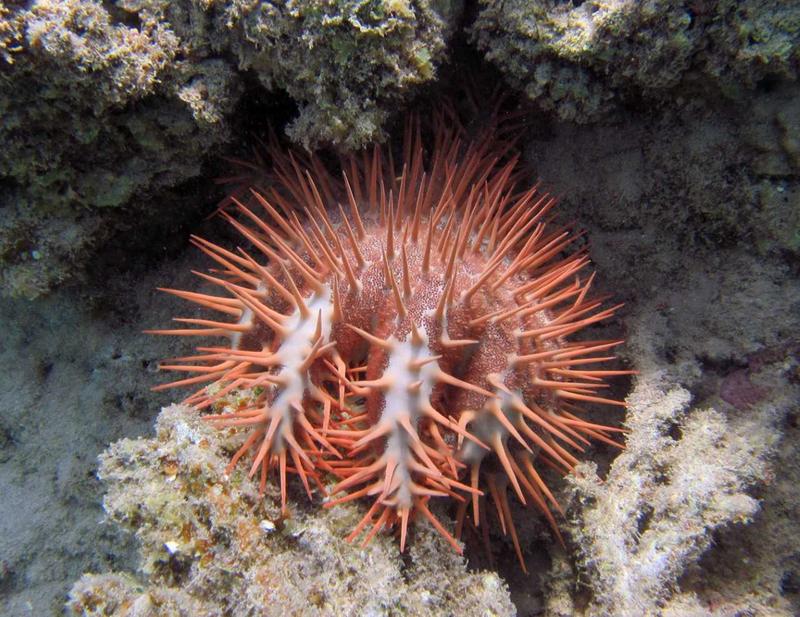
[[0, 0, 453, 297], [473, 0, 800, 122]]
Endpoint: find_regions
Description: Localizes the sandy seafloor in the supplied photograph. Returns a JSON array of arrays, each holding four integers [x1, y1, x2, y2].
[[2, 86, 800, 615], [0, 254, 200, 615]]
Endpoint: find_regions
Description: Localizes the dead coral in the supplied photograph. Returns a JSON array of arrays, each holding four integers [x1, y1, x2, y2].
[[0, 1, 240, 298], [67, 404, 514, 616], [525, 82, 800, 257], [472, 0, 800, 122], [0, 0, 454, 298], [221, 0, 452, 149], [0, 4, 23, 64], [546, 368, 791, 616]]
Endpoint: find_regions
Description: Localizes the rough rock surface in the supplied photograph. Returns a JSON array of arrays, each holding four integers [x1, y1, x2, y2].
[[66, 404, 515, 617], [0, 0, 454, 297], [473, 0, 800, 122]]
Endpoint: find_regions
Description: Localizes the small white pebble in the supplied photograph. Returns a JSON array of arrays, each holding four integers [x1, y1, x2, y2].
[[164, 541, 179, 555], [259, 520, 276, 533]]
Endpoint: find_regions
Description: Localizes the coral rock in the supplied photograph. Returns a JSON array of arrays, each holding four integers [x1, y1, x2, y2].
[[67, 404, 515, 616]]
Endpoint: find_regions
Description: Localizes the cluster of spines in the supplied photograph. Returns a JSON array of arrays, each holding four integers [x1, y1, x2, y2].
[[149, 112, 631, 570]]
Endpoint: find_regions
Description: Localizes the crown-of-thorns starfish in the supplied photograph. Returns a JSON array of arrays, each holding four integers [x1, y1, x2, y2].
[[148, 110, 631, 571]]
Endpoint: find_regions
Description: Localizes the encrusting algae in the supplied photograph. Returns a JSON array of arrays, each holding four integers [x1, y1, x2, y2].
[[67, 403, 517, 616]]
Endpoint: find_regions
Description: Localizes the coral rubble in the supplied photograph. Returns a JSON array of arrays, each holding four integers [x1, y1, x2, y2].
[[67, 404, 515, 616]]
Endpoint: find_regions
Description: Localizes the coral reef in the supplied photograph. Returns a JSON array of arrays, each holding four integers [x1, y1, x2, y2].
[[222, 0, 453, 149], [67, 403, 515, 616], [0, 1, 236, 297], [0, 0, 453, 298], [561, 377, 776, 614], [5, 0, 797, 298], [531, 166, 800, 614], [523, 76, 800, 610], [4, 3, 800, 613], [472, 0, 800, 122]]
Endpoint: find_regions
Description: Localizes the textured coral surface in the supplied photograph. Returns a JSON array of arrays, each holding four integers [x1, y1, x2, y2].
[[473, 0, 800, 122], [0, 0, 451, 298], [3, 99, 798, 613], [67, 404, 515, 616], [149, 114, 629, 567]]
